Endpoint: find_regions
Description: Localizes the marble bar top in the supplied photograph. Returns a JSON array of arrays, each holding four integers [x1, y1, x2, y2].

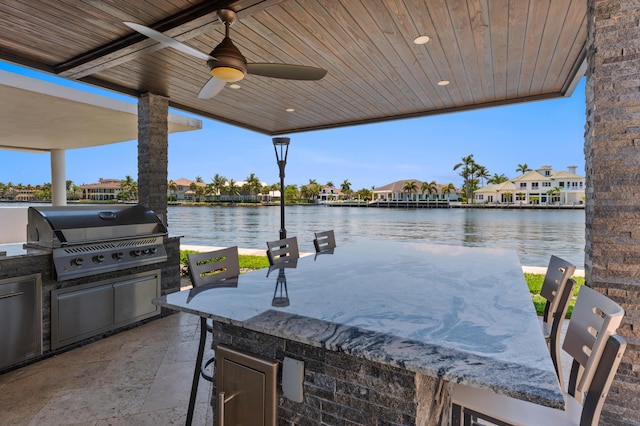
[[155, 240, 564, 409]]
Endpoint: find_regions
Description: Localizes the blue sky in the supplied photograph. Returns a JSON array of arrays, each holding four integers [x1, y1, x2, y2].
[[0, 60, 586, 191]]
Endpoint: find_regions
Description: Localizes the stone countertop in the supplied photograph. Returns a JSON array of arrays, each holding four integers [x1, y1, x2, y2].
[[155, 240, 564, 409], [0, 243, 48, 258]]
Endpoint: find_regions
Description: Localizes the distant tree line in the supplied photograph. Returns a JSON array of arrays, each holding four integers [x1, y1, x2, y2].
[[1, 158, 536, 203]]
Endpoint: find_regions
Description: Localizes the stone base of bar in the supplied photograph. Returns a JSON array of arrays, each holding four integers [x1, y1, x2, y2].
[[212, 321, 449, 426]]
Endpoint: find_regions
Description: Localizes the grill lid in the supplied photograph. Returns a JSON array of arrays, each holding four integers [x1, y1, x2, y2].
[[27, 204, 167, 247]]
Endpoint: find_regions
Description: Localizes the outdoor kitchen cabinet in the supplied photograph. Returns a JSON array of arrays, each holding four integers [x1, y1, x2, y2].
[[0, 274, 42, 370], [51, 269, 161, 349], [215, 345, 278, 426]]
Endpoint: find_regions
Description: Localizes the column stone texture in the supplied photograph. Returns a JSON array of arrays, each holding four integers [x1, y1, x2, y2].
[[137, 92, 168, 227], [586, 1, 640, 424]]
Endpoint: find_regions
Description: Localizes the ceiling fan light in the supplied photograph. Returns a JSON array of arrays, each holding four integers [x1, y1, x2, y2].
[[211, 66, 245, 82]]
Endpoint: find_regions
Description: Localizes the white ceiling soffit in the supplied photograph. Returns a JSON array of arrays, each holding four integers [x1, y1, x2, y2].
[[0, 70, 202, 153]]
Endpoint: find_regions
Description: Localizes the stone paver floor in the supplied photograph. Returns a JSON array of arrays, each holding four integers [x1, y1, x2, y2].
[[0, 311, 213, 425]]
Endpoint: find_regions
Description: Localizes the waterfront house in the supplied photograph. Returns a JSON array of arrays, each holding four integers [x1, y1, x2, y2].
[[79, 178, 122, 201], [13, 188, 36, 202], [372, 179, 459, 203], [473, 166, 585, 205], [169, 178, 206, 201]]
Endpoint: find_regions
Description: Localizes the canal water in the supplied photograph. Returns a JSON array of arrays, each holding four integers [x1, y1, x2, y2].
[[167, 205, 585, 269]]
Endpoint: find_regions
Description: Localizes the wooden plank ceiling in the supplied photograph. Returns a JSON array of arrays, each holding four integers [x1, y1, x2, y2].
[[0, 0, 586, 136]]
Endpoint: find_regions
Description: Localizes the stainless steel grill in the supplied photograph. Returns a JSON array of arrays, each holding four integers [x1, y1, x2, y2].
[[26, 205, 168, 280]]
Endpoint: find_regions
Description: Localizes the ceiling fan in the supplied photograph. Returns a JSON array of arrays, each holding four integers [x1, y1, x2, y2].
[[124, 9, 327, 99]]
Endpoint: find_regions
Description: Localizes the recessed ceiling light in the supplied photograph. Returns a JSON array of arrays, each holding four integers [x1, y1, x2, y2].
[[437, 80, 450, 86], [229, 83, 241, 89], [286, 108, 295, 112], [413, 35, 430, 45]]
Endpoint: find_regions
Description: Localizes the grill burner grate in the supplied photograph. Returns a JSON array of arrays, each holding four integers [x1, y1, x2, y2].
[[61, 238, 161, 254]]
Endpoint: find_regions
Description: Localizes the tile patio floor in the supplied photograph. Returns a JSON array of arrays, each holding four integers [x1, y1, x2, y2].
[[0, 311, 213, 425]]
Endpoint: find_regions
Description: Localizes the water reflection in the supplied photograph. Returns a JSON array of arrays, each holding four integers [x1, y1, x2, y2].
[[168, 205, 585, 268], [267, 263, 296, 308]]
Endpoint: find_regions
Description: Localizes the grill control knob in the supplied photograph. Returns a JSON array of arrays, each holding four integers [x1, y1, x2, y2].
[[132, 249, 142, 257], [113, 252, 124, 260], [143, 248, 151, 254], [93, 255, 105, 263], [71, 258, 83, 267], [150, 247, 158, 254]]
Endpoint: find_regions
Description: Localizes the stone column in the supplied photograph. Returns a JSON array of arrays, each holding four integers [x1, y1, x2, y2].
[[586, 1, 640, 424], [137, 92, 168, 227]]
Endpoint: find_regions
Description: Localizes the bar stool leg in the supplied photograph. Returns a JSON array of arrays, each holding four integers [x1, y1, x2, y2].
[[186, 317, 208, 426]]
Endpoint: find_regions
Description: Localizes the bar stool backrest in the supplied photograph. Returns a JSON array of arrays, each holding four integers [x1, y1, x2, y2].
[[563, 285, 625, 394], [540, 255, 576, 325], [188, 246, 240, 287], [266, 237, 300, 266], [313, 230, 336, 253]]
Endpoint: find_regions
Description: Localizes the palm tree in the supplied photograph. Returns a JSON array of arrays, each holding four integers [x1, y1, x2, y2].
[[195, 176, 203, 183], [516, 163, 531, 175], [211, 174, 227, 201], [427, 180, 438, 200], [546, 186, 561, 204], [168, 180, 178, 201], [195, 185, 205, 202], [245, 173, 262, 200], [402, 180, 418, 201], [308, 179, 318, 185], [453, 154, 476, 203], [299, 184, 310, 201], [326, 181, 334, 188], [476, 165, 490, 187], [227, 179, 240, 202], [420, 181, 429, 200], [308, 184, 320, 201], [340, 179, 352, 199], [441, 183, 456, 200], [487, 173, 509, 185], [120, 175, 137, 201]]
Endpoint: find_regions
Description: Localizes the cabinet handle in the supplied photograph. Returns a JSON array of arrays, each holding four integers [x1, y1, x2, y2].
[[0, 291, 23, 300], [218, 391, 236, 426]]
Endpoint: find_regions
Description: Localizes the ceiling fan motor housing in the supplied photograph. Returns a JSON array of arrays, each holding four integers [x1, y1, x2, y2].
[[208, 36, 247, 78]]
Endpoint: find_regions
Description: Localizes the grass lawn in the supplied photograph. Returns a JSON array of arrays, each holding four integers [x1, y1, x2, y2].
[[180, 250, 576, 317], [526, 273, 584, 317]]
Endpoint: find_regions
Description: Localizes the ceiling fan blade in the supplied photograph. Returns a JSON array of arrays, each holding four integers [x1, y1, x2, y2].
[[124, 22, 213, 61], [197, 77, 226, 99], [247, 63, 327, 80]]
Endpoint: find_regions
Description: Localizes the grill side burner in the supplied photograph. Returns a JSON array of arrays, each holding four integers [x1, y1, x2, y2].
[[26, 205, 168, 280]]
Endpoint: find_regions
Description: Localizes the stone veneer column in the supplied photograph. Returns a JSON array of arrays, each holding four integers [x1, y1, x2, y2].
[[137, 92, 168, 227], [586, 1, 640, 424]]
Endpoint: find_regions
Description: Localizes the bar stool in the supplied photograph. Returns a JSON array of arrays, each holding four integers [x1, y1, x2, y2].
[[266, 237, 299, 266], [313, 230, 336, 253], [538, 255, 576, 386], [186, 246, 239, 426], [450, 285, 625, 426]]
